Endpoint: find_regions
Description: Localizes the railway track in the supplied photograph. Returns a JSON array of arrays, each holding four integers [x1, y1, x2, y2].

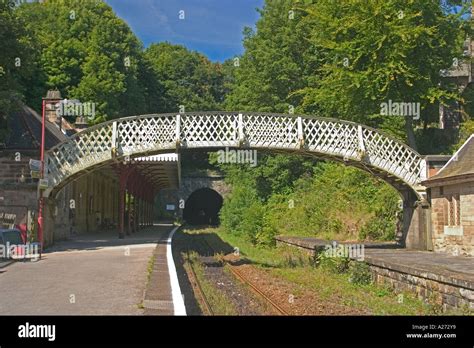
[[185, 248, 214, 315], [186, 231, 290, 316], [225, 263, 289, 315]]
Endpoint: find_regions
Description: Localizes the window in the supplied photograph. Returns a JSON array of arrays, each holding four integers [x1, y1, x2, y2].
[[447, 194, 461, 226]]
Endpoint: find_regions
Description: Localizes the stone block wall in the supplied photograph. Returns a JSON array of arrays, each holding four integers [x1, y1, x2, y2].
[[370, 264, 474, 311], [156, 175, 231, 219], [0, 151, 37, 187], [275, 236, 474, 311], [430, 181, 474, 256], [0, 151, 39, 231]]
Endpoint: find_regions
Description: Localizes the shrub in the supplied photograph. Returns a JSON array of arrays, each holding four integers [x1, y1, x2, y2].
[[348, 261, 372, 285], [315, 251, 350, 274]]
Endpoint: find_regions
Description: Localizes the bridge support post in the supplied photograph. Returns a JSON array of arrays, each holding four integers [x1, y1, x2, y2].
[[126, 189, 132, 236], [147, 197, 150, 226], [134, 188, 139, 233], [140, 192, 144, 228], [117, 164, 134, 239], [118, 173, 127, 239], [146, 198, 150, 227], [144, 194, 148, 227], [148, 192, 153, 226], [142, 198, 145, 228], [136, 183, 142, 230], [400, 190, 430, 250], [129, 174, 138, 234]]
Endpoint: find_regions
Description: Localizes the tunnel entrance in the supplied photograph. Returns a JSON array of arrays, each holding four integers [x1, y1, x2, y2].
[[183, 188, 223, 226]]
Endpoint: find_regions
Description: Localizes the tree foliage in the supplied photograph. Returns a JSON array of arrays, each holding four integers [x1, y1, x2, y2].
[[298, 0, 469, 148], [0, 1, 37, 142], [144, 42, 226, 112], [15, 0, 159, 121], [217, 0, 471, 245], [225, 0, 470, 148], [224, 0, 314, 112]]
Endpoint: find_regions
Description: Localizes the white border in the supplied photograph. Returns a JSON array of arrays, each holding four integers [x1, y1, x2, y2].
[[167, 226, 187, 315]]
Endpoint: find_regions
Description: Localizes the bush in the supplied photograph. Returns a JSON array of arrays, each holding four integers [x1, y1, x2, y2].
[[315, 251, 350, 274], [220, 157, 401, 246], [220, 184, 277, 247], [348, 261, 372, 285], [359, 183, 400, 241]]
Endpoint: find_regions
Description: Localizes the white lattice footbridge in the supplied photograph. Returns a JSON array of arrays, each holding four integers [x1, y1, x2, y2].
[[44, 112, 427, 198]]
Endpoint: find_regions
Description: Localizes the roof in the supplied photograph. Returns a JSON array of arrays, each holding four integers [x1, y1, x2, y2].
[[422, 134, 474, 185], [440, 61, 470, 78], [424, 155, 452, 162], [1, 105, 67, 150]]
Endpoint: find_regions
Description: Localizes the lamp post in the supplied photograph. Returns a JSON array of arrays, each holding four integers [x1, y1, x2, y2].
[[37, 90, 61, 253], [37, 98, 46, 253]]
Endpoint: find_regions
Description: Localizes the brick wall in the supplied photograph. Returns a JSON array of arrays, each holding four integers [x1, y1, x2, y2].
[[430, 181, 474, 256]]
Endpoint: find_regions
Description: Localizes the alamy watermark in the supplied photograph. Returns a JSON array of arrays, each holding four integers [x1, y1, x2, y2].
[[217, 147, 258, 167], [0, 242, 40, 261], [56, 100, 96, 120], [18, 322, 55, 342], [380, 99, 420, 120], [323, 241, 365, 261]]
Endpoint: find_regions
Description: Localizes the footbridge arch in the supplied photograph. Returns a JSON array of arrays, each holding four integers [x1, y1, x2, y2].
[[42, 112, 430, 249]]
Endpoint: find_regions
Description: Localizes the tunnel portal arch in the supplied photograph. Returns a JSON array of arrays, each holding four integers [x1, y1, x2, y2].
[[182, 188, 223, 225]]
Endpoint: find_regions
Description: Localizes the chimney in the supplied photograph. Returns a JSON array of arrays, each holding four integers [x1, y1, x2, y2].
[[74, 116, 89, 131], [44, 90, 62, 126]]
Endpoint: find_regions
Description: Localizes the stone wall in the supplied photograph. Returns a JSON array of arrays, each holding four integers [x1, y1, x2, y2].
[[180, 175, 231, 202], [1, 148, 146, 247], [0, 151, 39, 233], [370, 263, 473, 311], [155, 175, 231, 219], [0, 188, 37, 226], [0, 150, 36, 187], [430, 181, 474, 256], [275, 236, 474, 311]]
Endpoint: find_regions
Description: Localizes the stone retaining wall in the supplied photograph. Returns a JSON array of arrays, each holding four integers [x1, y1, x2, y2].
[[369, 263, 473, 311], [275, 235, 474, 311]]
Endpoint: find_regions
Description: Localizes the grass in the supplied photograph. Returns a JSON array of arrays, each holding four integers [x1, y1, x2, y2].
[[271, 267, 430, 315], [184, 251, 238, 315], [196, 227, 443, 315], [146, 255, 155, 283]]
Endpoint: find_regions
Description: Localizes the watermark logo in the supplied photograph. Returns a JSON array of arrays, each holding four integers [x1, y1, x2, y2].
[[217, 147, 258, 167], [323, 241, 365, 261], [56, 100, 96, 120], [380, 99, 420, 120], [18, 322, 55, 342], [0, 242, 40, 261]]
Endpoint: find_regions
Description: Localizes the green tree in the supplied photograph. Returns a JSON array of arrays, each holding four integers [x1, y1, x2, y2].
[[224, 0, 315, 112], [0, 1, 37, 142], [144, 42, 225, 112], [299, 0, 469, 149], [16, 0, 151, 121]]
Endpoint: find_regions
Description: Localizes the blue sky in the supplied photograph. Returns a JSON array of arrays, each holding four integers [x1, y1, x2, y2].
[[106, 0, 264, 62]]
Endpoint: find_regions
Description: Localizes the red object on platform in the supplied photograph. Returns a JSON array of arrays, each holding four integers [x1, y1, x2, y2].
[[16, 224, 27, 243]]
